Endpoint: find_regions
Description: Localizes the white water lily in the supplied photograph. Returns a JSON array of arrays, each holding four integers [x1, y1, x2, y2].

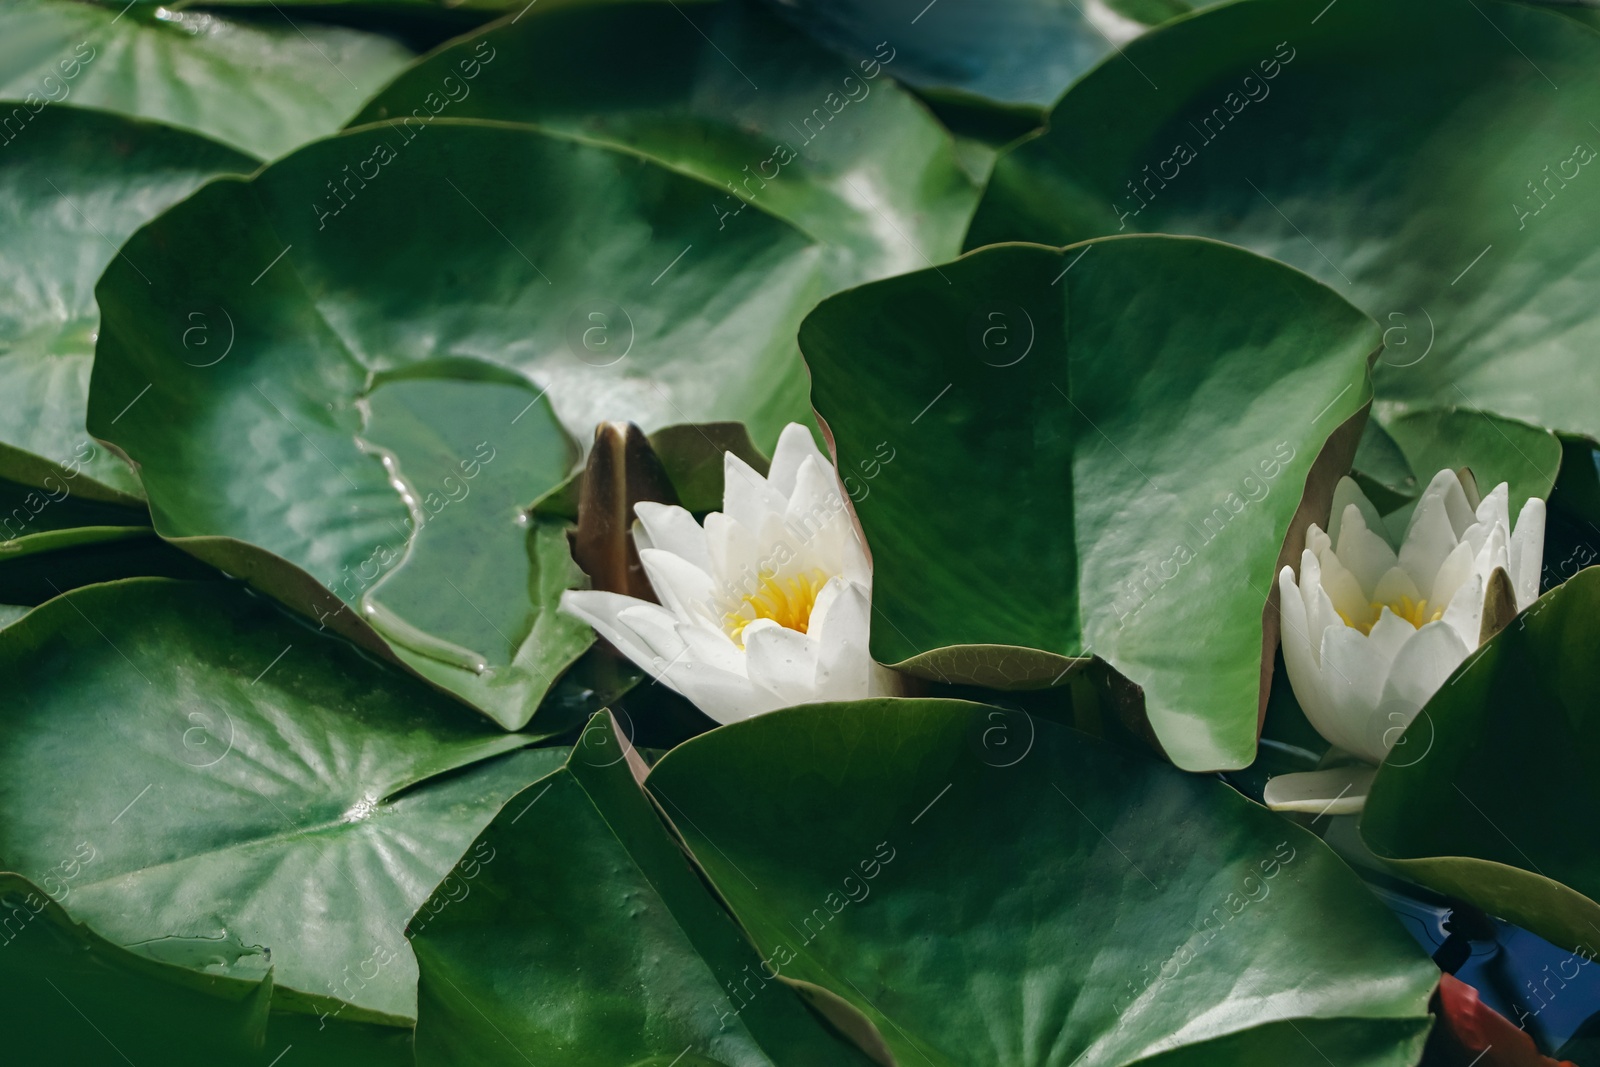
[[1266, 468, 1545, 814], [560, 423, 900, 724]]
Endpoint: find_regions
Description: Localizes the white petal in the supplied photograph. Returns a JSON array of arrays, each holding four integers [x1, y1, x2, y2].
[[1413, 468, 1478, 540], [1306, 523, 1332, 557], [722, 451, 787, 530], [1371, 620, 1470, 759], [559, 590, 669, 674], [784, 456, 849, 555], [616, 603, 690, 663], [1279, 566, 1332, 728], [1474, 482, 1511, 543], [651, 617, 781, 724], [753, 510, 815, 580], [1314, 626, 1391, 760], [559, 595, 767, 724], [743, 620, 821, 704], [808, 578, 877, 702], [633, 502, 711, 574], [704, 511, 760, 591], [767, 423, 831, 499], [1429, 541, 1476, 615], [1313, 543, 1368, 627], [1370, 567, 1423, 612], [1335, 504, 1400, 596], [840, 526, 873, 589], [1328, 476, 1383, 547], [1509, 496, 1546, 609], [638, 548, 716, 623], [675, 622, 748, 678], [668, 658, 782, 725], [1262, 765, 1376, 814], [1397, 487, 1462, 600], [1460, 501, 1503, 560], [1472, 523, 1512, 595], [1300, 552, 1345, 661], [1440, 571, 1485, 648], [1365, 608, 1416, 665]]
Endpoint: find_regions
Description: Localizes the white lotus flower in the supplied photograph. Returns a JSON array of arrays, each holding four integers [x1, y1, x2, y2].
[[1266, 468, 1545, 814], [560, 423, 900, 724]]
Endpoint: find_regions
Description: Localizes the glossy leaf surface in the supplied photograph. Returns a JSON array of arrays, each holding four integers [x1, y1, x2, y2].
[[761, 0, 1220, 110], [87, 123, 840, 725], [351, 0, 979, 279], [409, 712, 879, 1067], [649, 699, 1438, 1066], [0, 105, 252, 500], [0, 873, 413, 1067], [1383, 409, 1561, 517], [968, 0, 1600, 443], [0, 578, 565, 1021], [799, 237, 1378, 769], [0, 0, 413, 159]]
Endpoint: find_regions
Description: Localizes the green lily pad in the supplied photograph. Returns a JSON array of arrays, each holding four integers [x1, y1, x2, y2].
[[798, 237, 1379, 770], [87, 121, 847, 726], [966, 0, 1600, 443], [351, 0, 979, 279], [1350, 419, 1418, 515], [141, 0, 509, 8], [0, 578, 566, 1022], [1543, 435, 1600, 593], [0, 105, 253, 501], [760, 0, 1218, 113], [409, 711, 879, 1066], [647, 421, 770, 515], [1382, 408, 1561, 517], [0, 872, 413, 1066], [647, 699, 1438, 1066], [0, 0, 413, 160], [1363, 567, 1600, 955]]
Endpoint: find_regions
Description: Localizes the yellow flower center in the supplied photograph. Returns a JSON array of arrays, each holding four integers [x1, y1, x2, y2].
[[723, 569, 827, 648], [1336, 595, 1444, 635]]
